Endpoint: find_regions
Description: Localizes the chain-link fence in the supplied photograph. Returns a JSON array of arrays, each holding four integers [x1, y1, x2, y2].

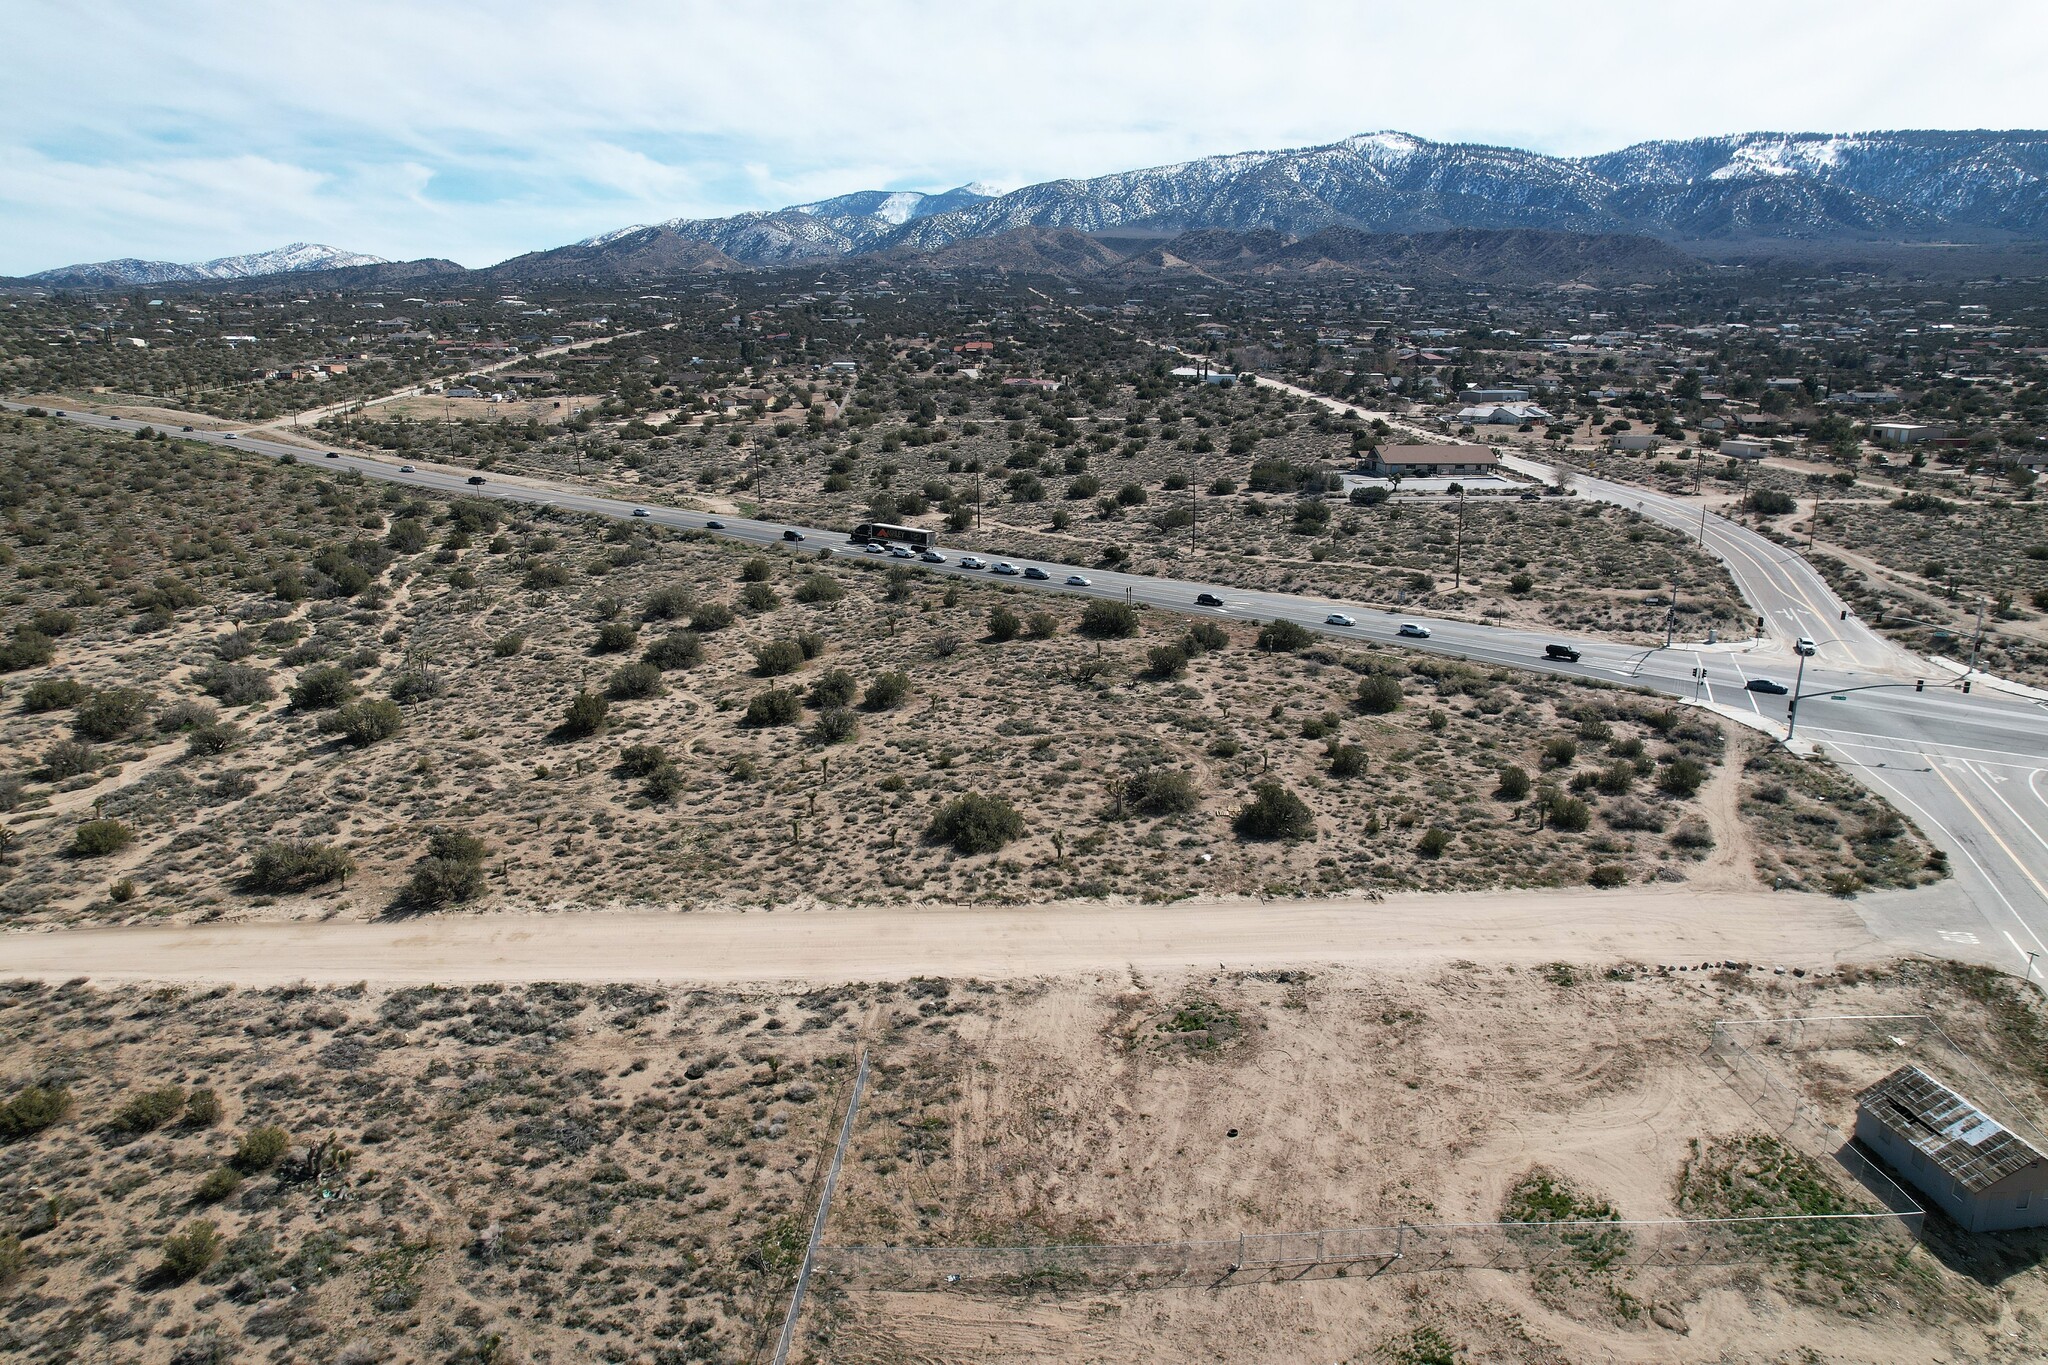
[[816, 1209, 1915, 1293]]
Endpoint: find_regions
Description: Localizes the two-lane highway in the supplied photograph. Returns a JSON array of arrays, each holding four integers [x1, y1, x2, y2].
[[8, 400, 2046, 984]]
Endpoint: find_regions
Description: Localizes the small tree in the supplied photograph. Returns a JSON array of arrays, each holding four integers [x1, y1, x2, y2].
[[606, 662, 663, 700], [862, 670, 911, 711], [288, 665, 357, 711], [1079, 601, 1140, 639], [743, 688, 802, 727], [321, 698, 403, 746], [1355, 675, 1404, 714], [1233, 782, 1316, 841], [1256, 619, 1313, 653], [986, 606, 1022, 642], [1496, 765, 1532, 801]]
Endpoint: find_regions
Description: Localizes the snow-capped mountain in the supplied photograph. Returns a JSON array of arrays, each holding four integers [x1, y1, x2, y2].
[[541, 129, 2048, 273], [29, 243, 390, 288]]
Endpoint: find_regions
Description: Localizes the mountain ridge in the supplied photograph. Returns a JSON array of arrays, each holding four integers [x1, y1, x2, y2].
[[29, 242, 391, 288]]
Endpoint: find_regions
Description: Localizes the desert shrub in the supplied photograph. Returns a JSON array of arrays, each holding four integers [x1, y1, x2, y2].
[[522, 561, 573, 590], [927, 792, 1025, 854], [288, 665, 356, 711], [1595, 760, 1637, 795], [1078, 600, 1140, 639], [642, 586, 695, 620], [1233, 781, 1316, 840], [1658, 758, 1708, 798], [1544, 793, 1593, 832], [31, 609, 77, 637], [74, 686, 154, 740], [110, 1085, 187, 1136], [1327, 742, 1369, 778], [1124, 767, 1200, 817], [384, 517, 429, 553], [643, 764, 686, 802], [43, 739, 99, 778], [593, 621, 638, 653], [793, 574, 844, 604], [321, 698, 403, 746], [387, 668, 444, 704], [1604, 799, 1667, 833], [196, 661, 275, 706], [741, 581, 781, 612], [812, 707, 859, 745], [642, 631, 704, 670], [1508, 572, 1535, 594], [1183, 621, 1228, 653], [1588, 863, 1630, 888], [691, 602, 735, 631], [1670, 817, 1717, 850], [559, 690, 609, 737], [1146, 644, 1190, 679], [403, 829, 489, 909], [248, 840, 355, 892], [754, 640, 806, 676], [795, 631, 825, 660], [155, 699, 218, 733], [807, 668, 857, 709], [1355, 675, 1404, 714], [492, 630, 527, 657], [230, 1124, 290, 1173], [159, 1221, 222, 1283], [185, 720, 243, 756], [743, 688, 802, 727], [1540, 737, 1578, 768], [70, 819, 134, 857], [196, 1167, 243, 1203], [1745, 488, 1797, 515], [21, 678, 86, 712], [1496, 765, 1532, 800], [1416, 826, 1453, 859], [0, 1084, 71, 1139], [0, 629, 55, 672], [986, 606, 1021, 642], [215, 629, 256, 661], [616, 743, 669, 778], [184, 1089, 223, 1128], [739, 556, 774, 582], [606, 662, 663, 700], [863, 670, 911, 711]]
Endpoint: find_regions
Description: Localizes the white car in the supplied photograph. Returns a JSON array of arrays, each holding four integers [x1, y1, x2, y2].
[[958, 555, 986, 569], [1397, 622, 1430, 639], [991, 562, 1020, 576], [1795, 637, 1817, 657], [631, 507, 650, 518], [399, 464, 415, 473], [919, 549, 945, 563], [1065, 574, 1091, 587], [888, 545, 916, 558], [863, 542, 886, 553], [1325, 613, 1355, 627]]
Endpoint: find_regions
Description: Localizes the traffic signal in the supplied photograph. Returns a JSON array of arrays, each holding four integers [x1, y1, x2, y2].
[[1840, 609, 1848, 620], [1915, 679, 1924, 692], [1962, 680, 1972, 694]]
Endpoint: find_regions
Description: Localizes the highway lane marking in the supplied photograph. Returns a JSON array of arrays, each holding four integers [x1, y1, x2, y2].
[[1844, 759, 2047, 960], [1924, 759, 2048, 929], [1961, 761, 2048, 865], [1806, 728, 2048, 765]]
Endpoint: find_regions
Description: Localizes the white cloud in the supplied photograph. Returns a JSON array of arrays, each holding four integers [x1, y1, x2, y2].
[[4, 0, 2044, 272]]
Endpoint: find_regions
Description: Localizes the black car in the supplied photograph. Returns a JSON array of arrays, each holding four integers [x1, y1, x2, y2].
[[1518, 492, 1540, 502], [782, 529, 804, 542], [467, 475, 487, 485], [1544, 643, 1581, 662], [181, 425, 193, 432], [1745, 678, 1789, 695], [325, 451, 339, 459], [1195, 592, 1225, 607], [704, 520, 725, 530]]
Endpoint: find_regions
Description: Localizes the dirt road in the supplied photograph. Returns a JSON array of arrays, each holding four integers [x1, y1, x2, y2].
[[0, 886, 1886, 986]]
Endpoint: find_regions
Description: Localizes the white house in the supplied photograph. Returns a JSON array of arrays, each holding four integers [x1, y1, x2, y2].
[[1720, 439, 1768, 460], [1872, 422, 1946, 446], [1456, 401, 1552, 426], [1608, 433, 1660, 453]]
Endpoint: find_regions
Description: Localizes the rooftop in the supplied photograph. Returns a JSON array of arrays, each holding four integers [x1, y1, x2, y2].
[[1857, 1065, 2046, 1193]]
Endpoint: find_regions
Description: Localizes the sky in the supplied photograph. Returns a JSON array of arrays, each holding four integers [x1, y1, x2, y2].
[[4, 0, 2044, 275]]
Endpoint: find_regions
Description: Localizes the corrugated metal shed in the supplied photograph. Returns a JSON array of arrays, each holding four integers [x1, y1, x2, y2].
[[1856, 1066, 2044, 1194]]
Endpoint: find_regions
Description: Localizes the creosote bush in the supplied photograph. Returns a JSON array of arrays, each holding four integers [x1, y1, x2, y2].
[[642, 631, 704, 670], [320, 698, 403, 746], [862, 670, 911, 711], [248, 840, 356, 892], [0, 1084, 71, 1139], [743, 688, 802, 727], [559, 690, 609, 737], [606, 662, 663, 700], [1355, 675, 1405, 714], [1079, 600, 1141, 639], [159, 1221, 222, 1283], [926, 792, 1024, 854], [1233, 781, 1316, 841], [986, 606, 1021, 642], [402, 828, 490, 909], [753, 640, 806, 677], [70, 819, 134, 857], [1256, 618, 1312, 653], [288, 665, 357, 711]]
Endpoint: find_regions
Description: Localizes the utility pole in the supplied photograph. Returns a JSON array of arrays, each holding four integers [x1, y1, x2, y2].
[[1965, 597, 1988, 675], [1664, 583, 1680, 650], [1808, 492, 1822, 550], [974, 471, 982, 531], [1697, 501, 1708, 547], [1452, 486, 1467, 589]]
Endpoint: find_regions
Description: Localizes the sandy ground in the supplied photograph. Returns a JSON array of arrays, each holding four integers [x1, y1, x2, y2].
[[0, 885, 1890, 986]]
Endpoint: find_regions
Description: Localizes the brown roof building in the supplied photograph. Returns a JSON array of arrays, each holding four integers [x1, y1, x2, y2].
[[1854, 1065, 2048, 1232], [1363, 444, 1500, 478]]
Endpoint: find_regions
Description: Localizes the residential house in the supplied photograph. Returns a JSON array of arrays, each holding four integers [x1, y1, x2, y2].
[[1363, 444, 1500, 478]]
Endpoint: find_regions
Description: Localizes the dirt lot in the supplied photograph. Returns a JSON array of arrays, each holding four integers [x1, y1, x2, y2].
[[2, 959, 2042, 1364], [1, 417, 1934, 928]]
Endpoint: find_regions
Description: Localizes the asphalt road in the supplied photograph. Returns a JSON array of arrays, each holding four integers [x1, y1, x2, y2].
[[9, 400, 2046, 984]]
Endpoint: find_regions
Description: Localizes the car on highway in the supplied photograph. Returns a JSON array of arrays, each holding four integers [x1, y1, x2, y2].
[[919, 550, 945, 563], [704, 520, 724, 530], [1065, 574, 1090, 586], [1325, 613, 1355, 627], [224, 433, 237, 440], [1397, 622, 1431, 638], [862, 542, 886, 553], [1544, 643, 1581, 662], [1518, 492, 1540, 502], [399, 464, 415, 473], [181, 425, 193, 432], [1745, 678, 1790, 695], [889, 545, 916, 558], [631, 507, 650, 518], [325, 451, 339, 459], [958, 555, 986, 569], [991, 562, 1019, 575], [1023, 565, 1050, 580], [1195, 592, 1225, 607], [1795, 637, 1817, 657], [467, 475, 486, 485], [782, 529, 804, 542]]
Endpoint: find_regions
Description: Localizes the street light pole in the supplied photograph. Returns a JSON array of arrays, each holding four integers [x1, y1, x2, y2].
[[1785, 645, 1813, 742], [1453, 486, 1467, 589]]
